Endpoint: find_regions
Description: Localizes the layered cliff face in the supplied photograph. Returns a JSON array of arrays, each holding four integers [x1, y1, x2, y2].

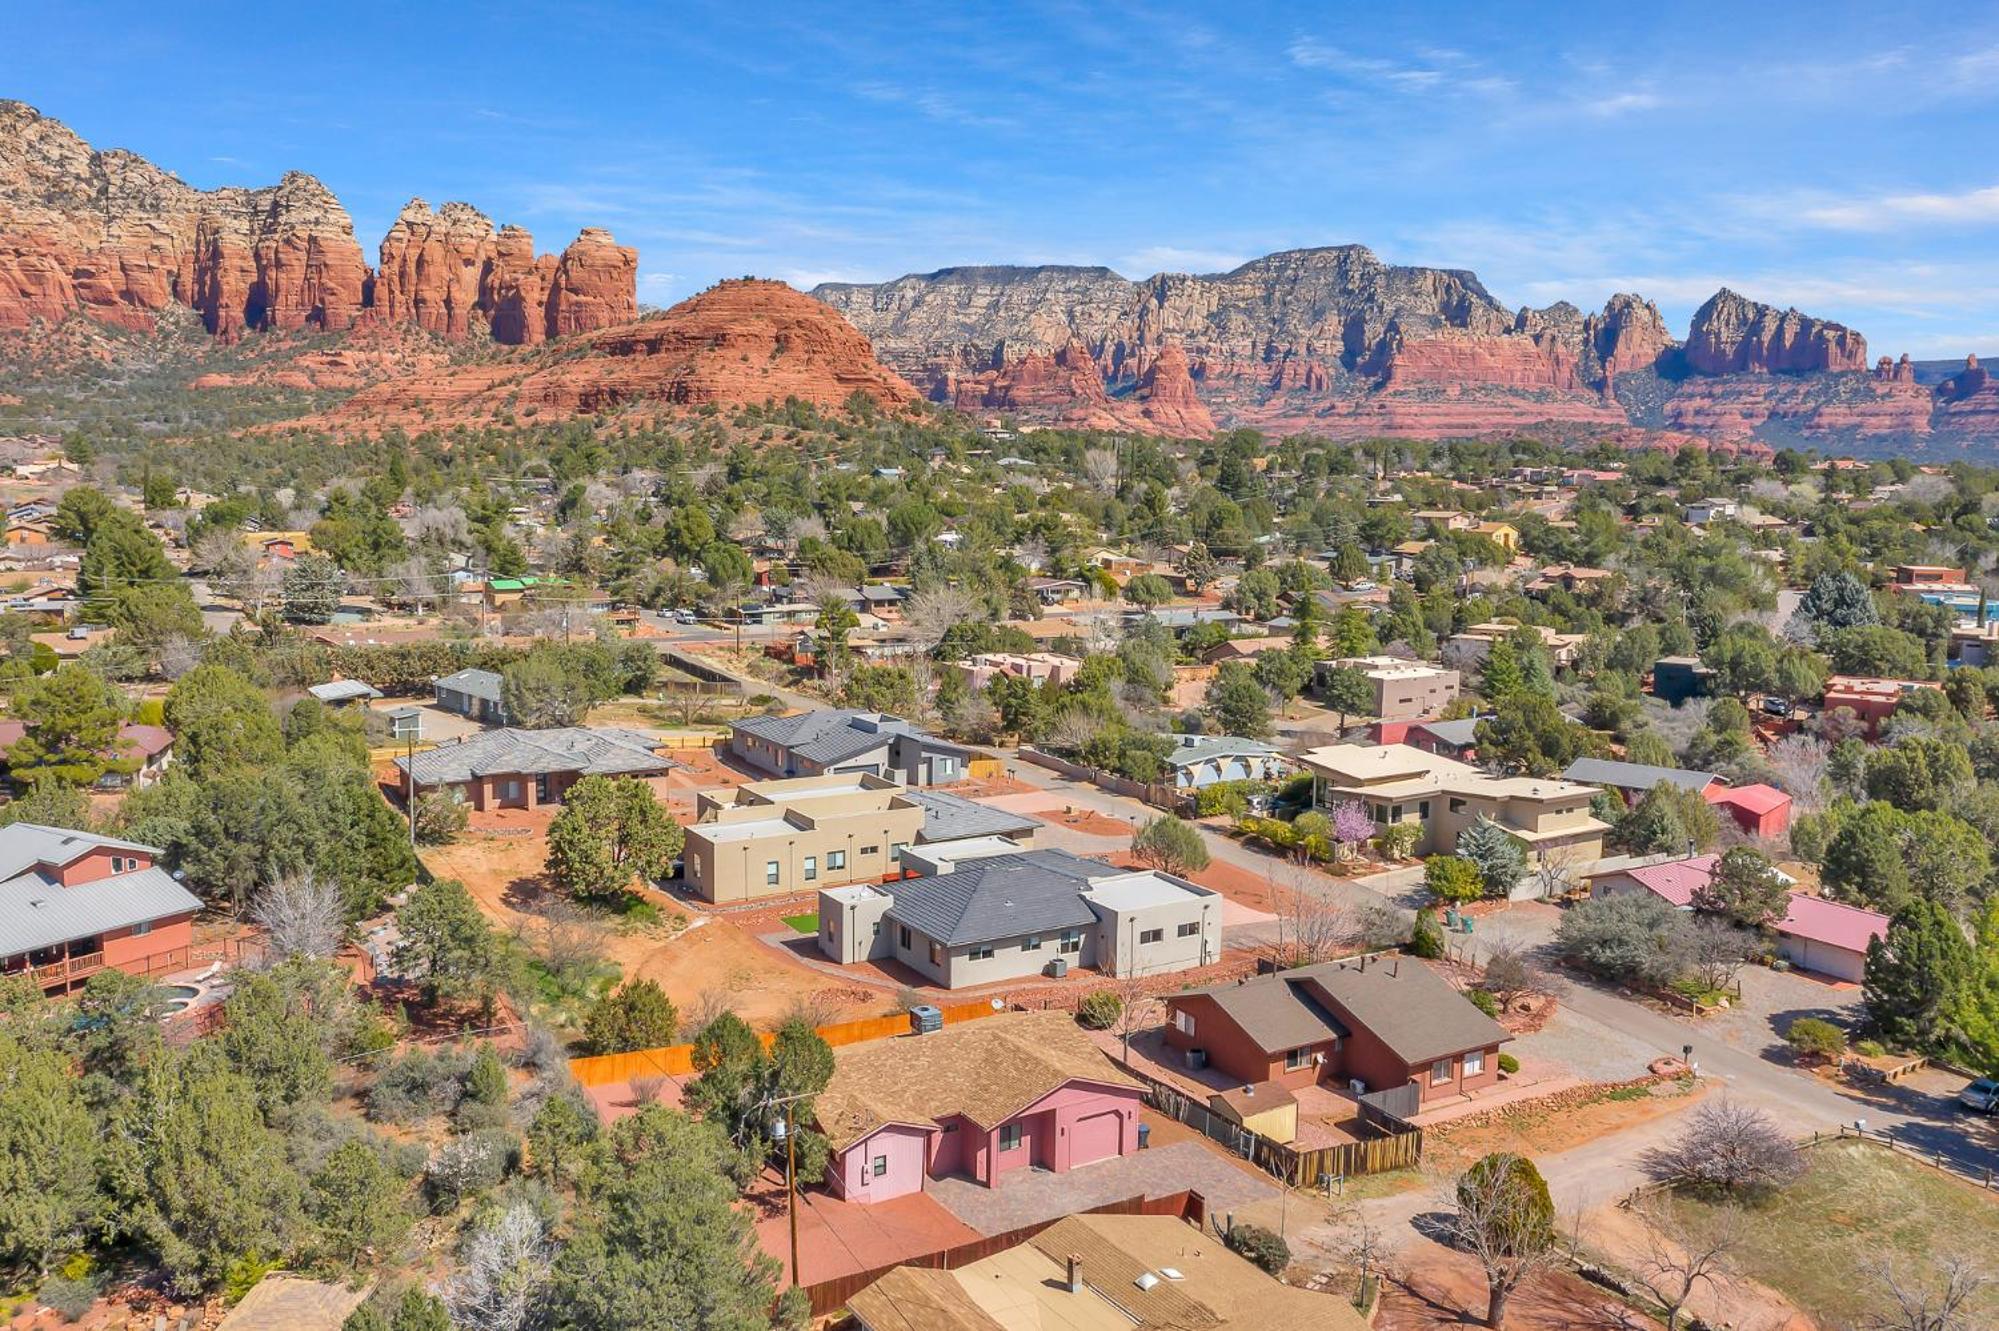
[[1586, 294, 1672, 381], [314, 279, 918, 431], [0, 102, 634, 344], [1683, 288, 1869, 375]]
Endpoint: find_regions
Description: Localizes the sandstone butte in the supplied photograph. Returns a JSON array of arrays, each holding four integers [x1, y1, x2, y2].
[[0, 101, 633, 344], [309, 279, 920, 431]]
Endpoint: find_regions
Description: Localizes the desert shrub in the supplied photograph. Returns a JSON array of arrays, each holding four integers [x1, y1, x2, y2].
[[1497, 1052, 1520, 1075], [1424, 854, 1483, 905], [413, 789, 469, 846], [1854, 1038, 1886, 1057], [37, 1270, 101, 1322], [1409, 908, 1446, 959], [1077, 990, 1123, 1030], [1784, 1017, 1845, 1061], [1466, 989, 1500, 1018], [1640, 1100, 1803, 1197], [1224, 1222, 1291, 1275], [368, 1045, 474, 1123], [427, 1129, 518, 1208]]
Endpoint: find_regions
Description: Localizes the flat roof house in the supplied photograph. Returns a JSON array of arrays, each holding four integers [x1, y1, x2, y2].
[[433, 667, 506, 724], [728, 709, 971, 785], [846, 1211, 1366, 1331], [814, 1011, 1144, 1203], [0, 824, 202, 992], [1299, 743, 1607, 866], [393, 726, 674, 812], [1163, 954, 1511, 1107], [1320, 655, 1461, 722], [684, 773, 1041, 904], [818, 848, 1221, 987]]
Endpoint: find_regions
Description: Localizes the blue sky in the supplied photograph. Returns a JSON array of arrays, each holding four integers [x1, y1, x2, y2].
[[14, 1, 1999, 356]]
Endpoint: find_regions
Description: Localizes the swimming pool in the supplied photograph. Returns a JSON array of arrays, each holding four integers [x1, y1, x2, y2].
[[160, 983, 202, 1015]]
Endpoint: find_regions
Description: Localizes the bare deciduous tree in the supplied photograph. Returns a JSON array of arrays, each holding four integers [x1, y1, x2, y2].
[[1480, 941, 1540, 1013], [1765, 733, 1831, 815], [1108, 973, 1158, 1062], [249, 869, 344, 962], [398, 555, 444, 615], [444, 1201, 556, 1331], [1529, 840, 1590, 901], [1865, 1255, 1988, 1331], [1632, 1198, 1743, 1331], [1640, 1100, 1803, 1195], [680, 988, 735, 1039], [901, 584, 975, 654], [155, 633, 201, 681], [1687, 918, 1756, 994], [1083, 447, 1120, 491], [1267, 870, 1356, 968]]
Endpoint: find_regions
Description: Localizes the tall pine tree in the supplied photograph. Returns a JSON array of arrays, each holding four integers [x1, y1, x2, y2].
[[1864, 899, 1975, 1053]]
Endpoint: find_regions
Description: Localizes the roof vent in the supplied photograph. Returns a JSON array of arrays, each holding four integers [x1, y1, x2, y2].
[[1134, 1272, 1160, 1292], [1159, 1267, 1185, 1281]]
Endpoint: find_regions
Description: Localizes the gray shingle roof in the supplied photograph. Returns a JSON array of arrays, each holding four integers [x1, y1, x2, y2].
[[395, 727, 673, 785], [308, 679, 380, 703], [1563, 757, 1718, 794], [901, 788, 1042, 844], [1186, 971, 1352, 1052], [1414, 717, 1482, 748], [1167, 735, 1282, 768], [733, 710, 965, 766], [434, 668, 504, 702], [1191, 955, 1509, 1065], [884, 850, 1120, 947], [0, 825, 201, 957]]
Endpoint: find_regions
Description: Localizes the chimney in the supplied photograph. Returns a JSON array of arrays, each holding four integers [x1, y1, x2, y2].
[[1066, 1255, 1083, 1294], [1685, 837, 1695, 861]]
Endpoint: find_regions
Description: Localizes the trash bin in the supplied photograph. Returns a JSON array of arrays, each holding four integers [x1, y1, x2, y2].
[[1137, 1123, 1151, 1150]]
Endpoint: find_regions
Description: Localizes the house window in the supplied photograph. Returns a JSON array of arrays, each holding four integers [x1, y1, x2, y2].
[[1139, 928, 1164, 945], [1022, 936, 1042, 951], [1431, 1057, 1455, 1085], [871, 921, 880, 936], [1173, 1010, 1196, 1036], [132, 920, 152, 937], [765, 861, 781, 886], [860, 845, 879, 856], [828, 850, 846, 870], [1370, 803, 1387, 822], [1176, 921, 1199, 938], [870, 1155, 888, 1178], [1419, 801, 1431, 819], [1390, 804, 1403, 822], [890, 842, 908, 862], [803, 856, 818, 882], [1464, 1050, 1486, 1077], [1285, 1048, 1311, 1071], [1059, 930, 1082, 954], [1449, 798, 1466, 814], [999, 1123, 1023, 1152], [968, 944, 995, 961]]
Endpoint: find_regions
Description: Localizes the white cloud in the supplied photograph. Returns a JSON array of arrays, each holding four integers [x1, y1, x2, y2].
[[1286, 36, 1512, 97], [1797, 183, 1999, 231], [1583, 90, 1666, 118]]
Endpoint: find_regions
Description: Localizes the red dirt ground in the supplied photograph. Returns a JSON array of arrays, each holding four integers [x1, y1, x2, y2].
[[1376, 1242, 1663, 1330]]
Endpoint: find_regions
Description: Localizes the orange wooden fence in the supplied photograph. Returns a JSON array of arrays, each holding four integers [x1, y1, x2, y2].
[[567, 997, 1007, 1088]]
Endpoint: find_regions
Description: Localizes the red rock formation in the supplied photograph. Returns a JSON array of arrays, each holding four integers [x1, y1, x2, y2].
[[1875, 353, 1917, 384], [1684, 288, 1868, 375], [1129, 342, 1214, 435], [954, 342, 1111, 413], [546, 228, 638, 338], [1586, 293, 1670, 380], [1664, 374, 1933, 438], [484, 227, 553, 346], [373, 200, 497, 338], [1936, 354, 1999, 434], [315, 279, 918, 430], [1382, 329, 1592, 394]]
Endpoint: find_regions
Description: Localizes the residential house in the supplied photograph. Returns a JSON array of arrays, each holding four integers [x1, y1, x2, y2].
[[1524, 563, 1614, 596], [1683, 498, 1738, 524], [306, 679, 382, 707], [814, 1012, 1144, 1203], [1162, 954, 1511, 1107], [1087, 549, 1146, 583], [684, 773, 1038, 904], [818, 848, 1221, 987], [1407, 716, 1482, 761], [1022, 576, 1086, 606], [1650, 655, 1718, 704], [846, 1211, 1366, 1331], [729, 710, 971, 785], [1892, 564, 1968, 587], [1704, 783, 1793, 839], [1299, 743, 1607, 865], [393, 726, 674, 812], [0, 824, 202, 992], [1409, 509, 1476, 532], [1200, 636, 1294, 665], [1775, 894, 1888, 983], [1440, 622, 1587, 670], [1561, 757, 1720, 806], [0, 721, 174, 790], [1822, 675, 1942, 736], [952, 651, 1082, 692], [1162, 734, 1292, 790], [1319, 655, 1461, 722], [4, 519, 52, 547], [1886, 567, 1982, 620], [1587, 854, 1767, 908], [1949, 619, 1999, 666], [1469, 520, 1519, 552], [737, 600, 820, 626], [433, 667, 507, 724]]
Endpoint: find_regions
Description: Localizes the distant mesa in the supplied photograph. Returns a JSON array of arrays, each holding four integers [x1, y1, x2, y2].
[[0, 101, 634, 343]]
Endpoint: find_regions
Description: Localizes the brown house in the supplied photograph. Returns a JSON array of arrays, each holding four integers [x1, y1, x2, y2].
[[1162, 954, 1509, 1107]]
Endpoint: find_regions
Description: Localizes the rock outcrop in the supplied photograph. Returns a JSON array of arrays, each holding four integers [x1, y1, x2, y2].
[[1586, 294, 1671, 380], [1683, 288, 1869, 375], [0, 102, 633, 343], [1130, 342, 1214, 435], [314, 279, 918, 431]]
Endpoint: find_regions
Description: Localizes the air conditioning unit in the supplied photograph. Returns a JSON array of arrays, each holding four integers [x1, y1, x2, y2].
[[1045, 957, 1068, 979], [1349, 1078, 1366, 1095]]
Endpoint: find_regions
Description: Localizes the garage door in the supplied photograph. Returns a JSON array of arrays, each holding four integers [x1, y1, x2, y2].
[[1070, 1111, 1122, 1168]]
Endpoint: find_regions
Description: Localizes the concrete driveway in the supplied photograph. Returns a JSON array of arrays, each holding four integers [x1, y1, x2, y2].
[[927, 1139, 1274, 1235]]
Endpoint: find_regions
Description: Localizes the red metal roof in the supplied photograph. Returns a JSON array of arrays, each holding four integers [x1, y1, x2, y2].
[[1703, 783, 1791, 816], [1778, 892, 1889, 955], [1621, 854, 1721, 908]]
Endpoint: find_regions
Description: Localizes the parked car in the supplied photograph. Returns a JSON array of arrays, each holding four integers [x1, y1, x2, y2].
[[1760, 696, 1794, 717], [672, 608, 697, 624], [1958, 1077, 1999, 1113]]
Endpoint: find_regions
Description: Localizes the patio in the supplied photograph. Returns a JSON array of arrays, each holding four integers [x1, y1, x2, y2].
[[1090, 1026, 1375, 1150], [926, 1133, 1275, 1235]]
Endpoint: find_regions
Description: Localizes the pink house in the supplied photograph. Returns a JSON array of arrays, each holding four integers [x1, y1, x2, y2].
[[1704, 783, 1792, 839], [813, 1011, 1144, 1204], [1775, 892, 1888, 984]]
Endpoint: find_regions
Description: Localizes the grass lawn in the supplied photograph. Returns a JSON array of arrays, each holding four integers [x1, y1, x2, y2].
[[782, 912, 819, 934], [1655, 1138, 1999, 1328]]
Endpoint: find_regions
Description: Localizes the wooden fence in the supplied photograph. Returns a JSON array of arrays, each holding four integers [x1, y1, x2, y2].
[[1119, 1058, 1424, 1189], [800, 1189, 1203, 1316], [566, 997, 1008, 1088], [1017, 746, 1195, 815], [1619, 1124, 1999, 1210]]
